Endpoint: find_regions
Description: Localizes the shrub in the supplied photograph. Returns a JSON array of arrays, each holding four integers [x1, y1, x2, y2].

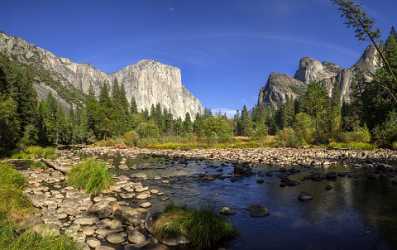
[[153, 205, 236, 250], [67, 158, 112, 195], [294, 112, 315, 144], [393, 141, 397, 150], [136, 122, 160, 139], [337, 126, 371, 143], [276, 128, 304, 148], [122, 131, 138, 146], [12, 146, 56, 160], [328, 142, 376, 150], [199, 117, 233, 143], [373, 112, 397, 148], [0, 163, 26, 189]]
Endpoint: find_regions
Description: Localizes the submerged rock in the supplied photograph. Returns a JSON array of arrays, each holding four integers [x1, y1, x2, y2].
[[219, 207, 235, 216], [247, 205, 269, 217], [298, 192, 313, 201]]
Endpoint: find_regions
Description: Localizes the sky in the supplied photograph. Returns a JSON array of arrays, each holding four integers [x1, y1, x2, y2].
[[1, 0, 396, 113]]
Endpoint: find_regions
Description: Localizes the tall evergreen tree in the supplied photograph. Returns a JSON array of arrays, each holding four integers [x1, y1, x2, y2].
[[183, 112, 193, 134], [239, 105, 253, 136]]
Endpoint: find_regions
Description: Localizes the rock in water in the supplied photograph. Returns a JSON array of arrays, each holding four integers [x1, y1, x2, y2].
[[298, 192, 313, 202], [219, 207, 235, 216], [247, 205, 269, 217]]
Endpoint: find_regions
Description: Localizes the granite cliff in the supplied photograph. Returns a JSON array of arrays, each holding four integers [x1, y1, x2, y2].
[[0, 32, 203, 118], [258, 46, 380, 108]]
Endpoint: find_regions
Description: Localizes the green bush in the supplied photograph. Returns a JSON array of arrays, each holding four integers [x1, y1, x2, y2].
[[136, 122, 160, 139], [0, 163, 26, 189], [373, 112, 397, 148], [393, 141, 397, 150], [199, 117, 233, 143], [276, 128, 304, 148], [337, 127, 371, 143], [153, 205, 236, 250], [12, 146, 56, 160], [294, 112, 315, 144], [122, 131, 138, 146], [67, 158, 112, 195], [328, 142, 376, 150]]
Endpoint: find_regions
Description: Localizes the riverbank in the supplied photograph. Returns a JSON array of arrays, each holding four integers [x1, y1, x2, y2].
[[83, 147, 397, 168]]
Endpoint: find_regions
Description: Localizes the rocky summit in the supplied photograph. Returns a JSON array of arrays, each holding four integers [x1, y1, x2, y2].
[[0, 32, 203, 119], [258, 45, 380, 108]]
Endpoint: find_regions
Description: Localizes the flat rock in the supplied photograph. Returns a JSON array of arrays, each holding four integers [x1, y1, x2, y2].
[[74, 217, 98, 226], [106, 232, 126, 244], [140, 202, 152, 208]]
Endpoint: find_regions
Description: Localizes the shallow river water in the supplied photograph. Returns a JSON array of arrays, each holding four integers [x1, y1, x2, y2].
[[100, 153, 397, 250]]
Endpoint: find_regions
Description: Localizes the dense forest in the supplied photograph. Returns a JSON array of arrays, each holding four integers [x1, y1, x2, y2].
[[0, 27, 396, 154]]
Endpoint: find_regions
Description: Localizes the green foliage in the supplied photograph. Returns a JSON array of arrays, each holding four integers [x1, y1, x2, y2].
[[373, 111, 397, 148], [300, 81, 332, 143], [0, 164, 31, 221], [276, 128, 304, 148], [393, 141, 397, 150], [328, 142, 376, 150], [337, 126, 371, 143], [12, 146, 56, 160], [136, 122, 160, 139], [276, 97, 295, 130], [0, 96, 20, 154], [294, 112, 315, 144], [0, 218, 79, 250], [153, 205, 236, 250], [332, 0, 380, 42], [67, 158, 112, 194], [0, 163, 26, 189], [199, 116, 233, 143], [122, 131, 139, 146]]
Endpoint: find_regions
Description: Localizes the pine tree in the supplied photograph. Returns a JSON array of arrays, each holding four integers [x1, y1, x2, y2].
[[95, 82, 113, 139], [301, 81, 330, 143], [183, 113, 193, 134], [239, 105, 254, 136], [130, 97, 138, 114], [328, 86, 342, 138], [86, 85, 100, 138], [359, 30, 397, 129], [0, 96, 20, 153]]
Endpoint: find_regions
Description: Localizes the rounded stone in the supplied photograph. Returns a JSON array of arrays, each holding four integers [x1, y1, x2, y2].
[[86, 238, 101, 248], [140, 202, 152, 208], [106, 232, 126, 244], [128, 230, 147, 245]]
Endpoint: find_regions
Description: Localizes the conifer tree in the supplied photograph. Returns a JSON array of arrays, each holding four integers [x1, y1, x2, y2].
[[183, 112, 193, 134]]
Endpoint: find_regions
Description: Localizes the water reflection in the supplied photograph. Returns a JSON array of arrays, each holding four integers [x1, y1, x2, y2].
[[99, 153, 397, 250]]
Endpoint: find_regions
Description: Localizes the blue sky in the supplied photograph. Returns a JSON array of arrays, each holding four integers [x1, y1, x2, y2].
[[1, 0, 396, 112]]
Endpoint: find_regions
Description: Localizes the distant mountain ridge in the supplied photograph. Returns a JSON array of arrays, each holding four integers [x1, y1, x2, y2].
[[0, 32, 204, 118], [258, 45, 380, 108]]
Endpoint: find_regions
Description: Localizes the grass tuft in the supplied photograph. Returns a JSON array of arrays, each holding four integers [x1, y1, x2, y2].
[[67, 158, 112, 195], [0, 219, 79, 250], [153, 205, 237, 249]]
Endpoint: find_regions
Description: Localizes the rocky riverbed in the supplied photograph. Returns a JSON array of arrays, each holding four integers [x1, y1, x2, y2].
[[82, 147, 397, 168], [12, 147, 397, 250], [20, 150, 171, 250]]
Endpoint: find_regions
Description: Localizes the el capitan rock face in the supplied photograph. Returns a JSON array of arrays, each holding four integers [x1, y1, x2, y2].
[[0, 32, 203, 118], [258, 45, 380, 109]]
